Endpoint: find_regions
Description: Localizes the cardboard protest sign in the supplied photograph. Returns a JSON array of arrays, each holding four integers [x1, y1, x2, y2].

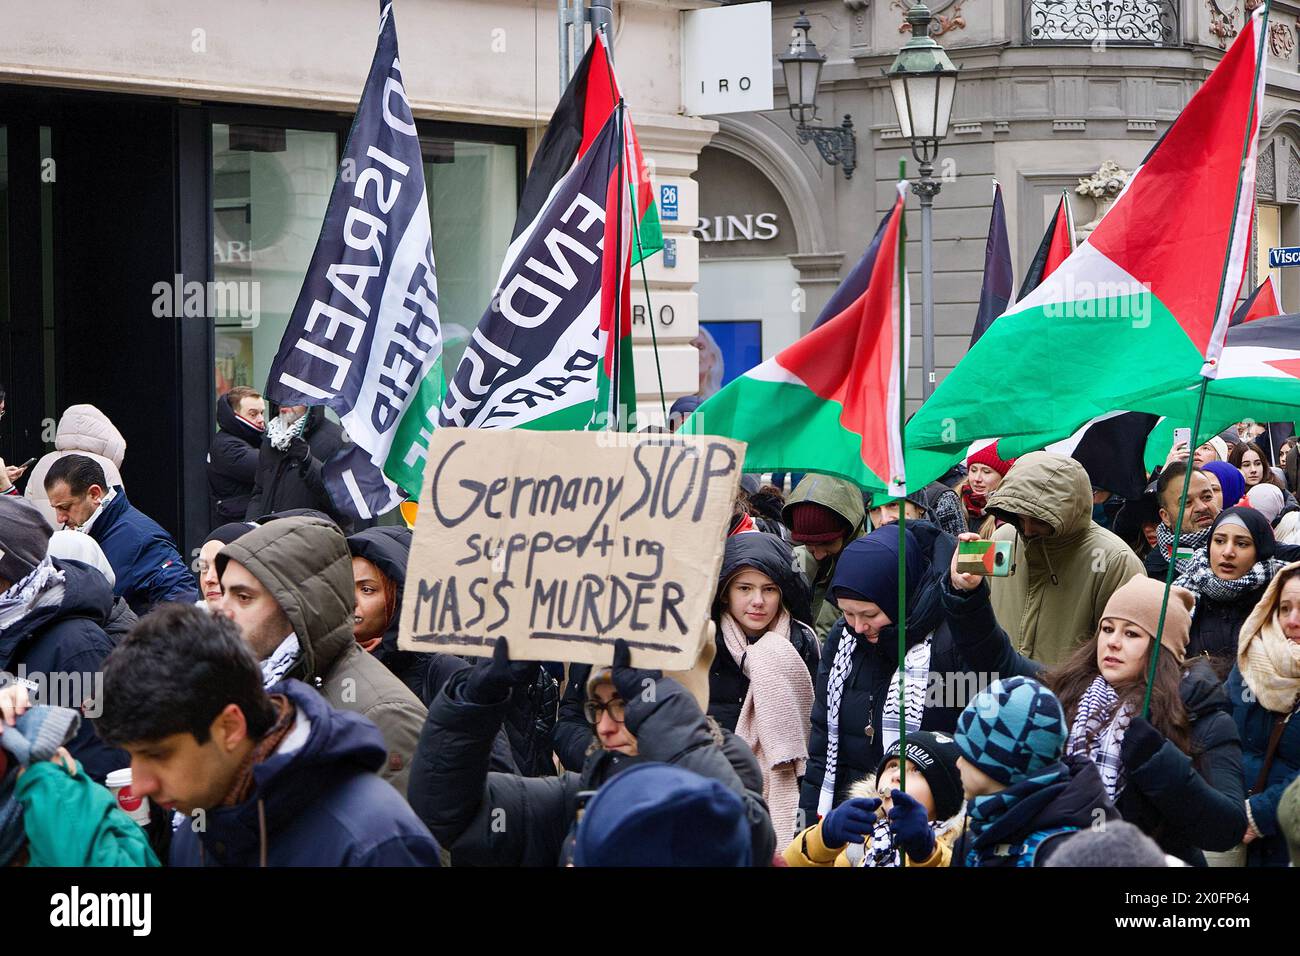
[[399, 429, 744, 670]]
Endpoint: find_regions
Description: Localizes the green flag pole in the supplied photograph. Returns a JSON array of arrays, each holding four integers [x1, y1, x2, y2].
[[1144, 0, 1270, 717], [897, 157, 909, 865]]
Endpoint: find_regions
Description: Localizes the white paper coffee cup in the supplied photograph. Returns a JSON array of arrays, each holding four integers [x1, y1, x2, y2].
[[105, 768, 151, 826]]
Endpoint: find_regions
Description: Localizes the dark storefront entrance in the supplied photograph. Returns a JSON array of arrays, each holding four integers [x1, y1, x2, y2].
[[1, 86, 523, 557]]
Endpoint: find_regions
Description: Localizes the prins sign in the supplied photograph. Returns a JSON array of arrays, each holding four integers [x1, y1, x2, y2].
[[693, 213, 780, 243]]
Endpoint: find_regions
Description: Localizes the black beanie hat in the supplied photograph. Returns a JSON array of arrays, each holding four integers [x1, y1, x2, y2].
[[875, 730, 964, 821]]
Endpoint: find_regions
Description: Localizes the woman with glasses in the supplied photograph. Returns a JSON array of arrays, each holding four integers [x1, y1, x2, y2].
[[408, 637, 777, 866]]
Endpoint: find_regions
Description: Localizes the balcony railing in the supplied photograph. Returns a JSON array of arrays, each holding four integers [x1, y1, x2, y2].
[[1024, 0, 1180, 46]]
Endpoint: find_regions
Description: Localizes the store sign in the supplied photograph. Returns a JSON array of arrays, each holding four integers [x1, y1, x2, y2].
[[682, 2, 774, 116], [694, 213, 780, 243]]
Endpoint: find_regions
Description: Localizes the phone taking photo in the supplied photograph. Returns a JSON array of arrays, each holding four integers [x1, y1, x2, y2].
[[1172, 427, 1191, 449]]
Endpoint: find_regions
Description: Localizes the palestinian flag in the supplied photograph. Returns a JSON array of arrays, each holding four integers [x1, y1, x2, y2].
[[812, 208, 891, 331], [906, 8, 1267, 488], [1232, 274, 1281, 325], [1016, 191, 1075, 301], [516, 33, 661, 265], [683, 183, 910, 492]]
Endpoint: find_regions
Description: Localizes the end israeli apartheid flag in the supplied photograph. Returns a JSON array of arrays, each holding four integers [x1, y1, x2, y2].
[[438, 108, 626, 431], [264, 1, 441, 521]]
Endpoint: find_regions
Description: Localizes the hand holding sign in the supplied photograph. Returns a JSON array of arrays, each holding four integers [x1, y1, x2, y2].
[[400, 429, 744, 670]]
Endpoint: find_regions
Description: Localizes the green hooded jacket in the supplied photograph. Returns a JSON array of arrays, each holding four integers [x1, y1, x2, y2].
[[16, 761, 159, 867], [985, 452, 1145, 667], [782, 475, 867, 640], [217, 516, 427, 797]]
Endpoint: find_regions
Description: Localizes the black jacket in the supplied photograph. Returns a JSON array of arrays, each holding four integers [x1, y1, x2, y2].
[[103, 597, 138, 645], [1114, 661, 1247, 866], [0, 560, 127, 783], [1185, 584, 1267, 679], [709, 532, 820, 733], [208, 394, 263, 524], [799, 522, 976, 819], [952, 755, 1119, 867], [245, 407, 349, 528], [409, 667, 775, 866], [941, 579, 1247, 865]]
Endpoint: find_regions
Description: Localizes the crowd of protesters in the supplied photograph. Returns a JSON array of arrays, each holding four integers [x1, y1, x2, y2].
[[0, 387, 1298, 868]]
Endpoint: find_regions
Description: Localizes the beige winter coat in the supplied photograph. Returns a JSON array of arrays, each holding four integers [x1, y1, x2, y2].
[[26, 404, 127, 528], [985, 452, 1145, 667]]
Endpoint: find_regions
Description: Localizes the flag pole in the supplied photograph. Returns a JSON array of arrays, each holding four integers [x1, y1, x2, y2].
[[611, 95, 626, 431], [596, 25, 668, 426], [897, 158, 909, 863], [1145, 0, 1270, 718]]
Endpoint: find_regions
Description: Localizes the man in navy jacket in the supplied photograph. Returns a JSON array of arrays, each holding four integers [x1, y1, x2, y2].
[[44, 454, 198, 614], [95, 603, 441, 867]]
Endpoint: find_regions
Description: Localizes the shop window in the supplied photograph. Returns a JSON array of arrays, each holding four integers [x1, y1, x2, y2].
[[211, 121, 519, 405]]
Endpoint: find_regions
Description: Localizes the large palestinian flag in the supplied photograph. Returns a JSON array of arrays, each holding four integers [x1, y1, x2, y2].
[[906, 7, 1267, 487], [683, 183, 909, 493]]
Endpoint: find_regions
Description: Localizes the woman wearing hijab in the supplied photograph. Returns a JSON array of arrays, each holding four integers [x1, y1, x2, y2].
[[1229, 561, 1300, 865], [195, 522, 253, 609], [45, 529, 138, 644], [1175, 507, 1287, 678], [710, 533, 818, 838], [1201, 459, 1246, 510]]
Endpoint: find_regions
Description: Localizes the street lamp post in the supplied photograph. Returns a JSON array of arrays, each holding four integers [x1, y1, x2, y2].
[[887, 3, 958, 400], [778, 11, 857, 179]]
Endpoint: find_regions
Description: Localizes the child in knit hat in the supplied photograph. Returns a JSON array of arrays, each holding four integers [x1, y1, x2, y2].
[[783, 730, 966, 867], [950, 676, 1118, 866]]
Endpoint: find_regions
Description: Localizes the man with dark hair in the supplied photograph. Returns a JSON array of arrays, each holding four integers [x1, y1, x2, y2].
[[1146, 460, 1220, 581], [44, 454, 198, 615], [216, 515, 426, 796], [208, 387, 265, 523], [95, 604, 440, 866]]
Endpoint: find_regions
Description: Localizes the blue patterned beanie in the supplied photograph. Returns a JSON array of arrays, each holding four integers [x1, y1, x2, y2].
[[954, 676, 1068, 786]]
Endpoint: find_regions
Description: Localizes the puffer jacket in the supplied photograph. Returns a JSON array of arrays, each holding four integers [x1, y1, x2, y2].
[[216, 516, 427, 797], [169, 679, 440, 867], [985, 452, 1145, 666], [1185, 583, 1268, 679], [26, 405, 126, 528], [709, 532, 820, 733], [85, 488, 199, 615], [941, 578, 1247, 865], [208, 393, 263, 524], [782, 474, 866, 640], [1227, 667, 1300, 866], [245, 406, 349, 529], [799, 522, 992, 820], [408, 665, 776, 866], [0, 560, 127, 783]]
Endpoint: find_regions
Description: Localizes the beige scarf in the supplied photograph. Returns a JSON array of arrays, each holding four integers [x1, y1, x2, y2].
[[720, 609, 814, 841], [1237, 562, 1300, 714]]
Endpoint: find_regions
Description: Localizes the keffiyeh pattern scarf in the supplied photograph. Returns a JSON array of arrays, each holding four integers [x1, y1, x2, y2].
[[1065, 676, 1131, 802]]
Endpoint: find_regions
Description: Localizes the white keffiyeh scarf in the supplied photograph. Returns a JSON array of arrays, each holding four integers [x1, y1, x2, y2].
[[1065, 675, 1132, 802], [260, 632, 303, 688], [267, 413, 308, 452], [0, 557, 66, 632]]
